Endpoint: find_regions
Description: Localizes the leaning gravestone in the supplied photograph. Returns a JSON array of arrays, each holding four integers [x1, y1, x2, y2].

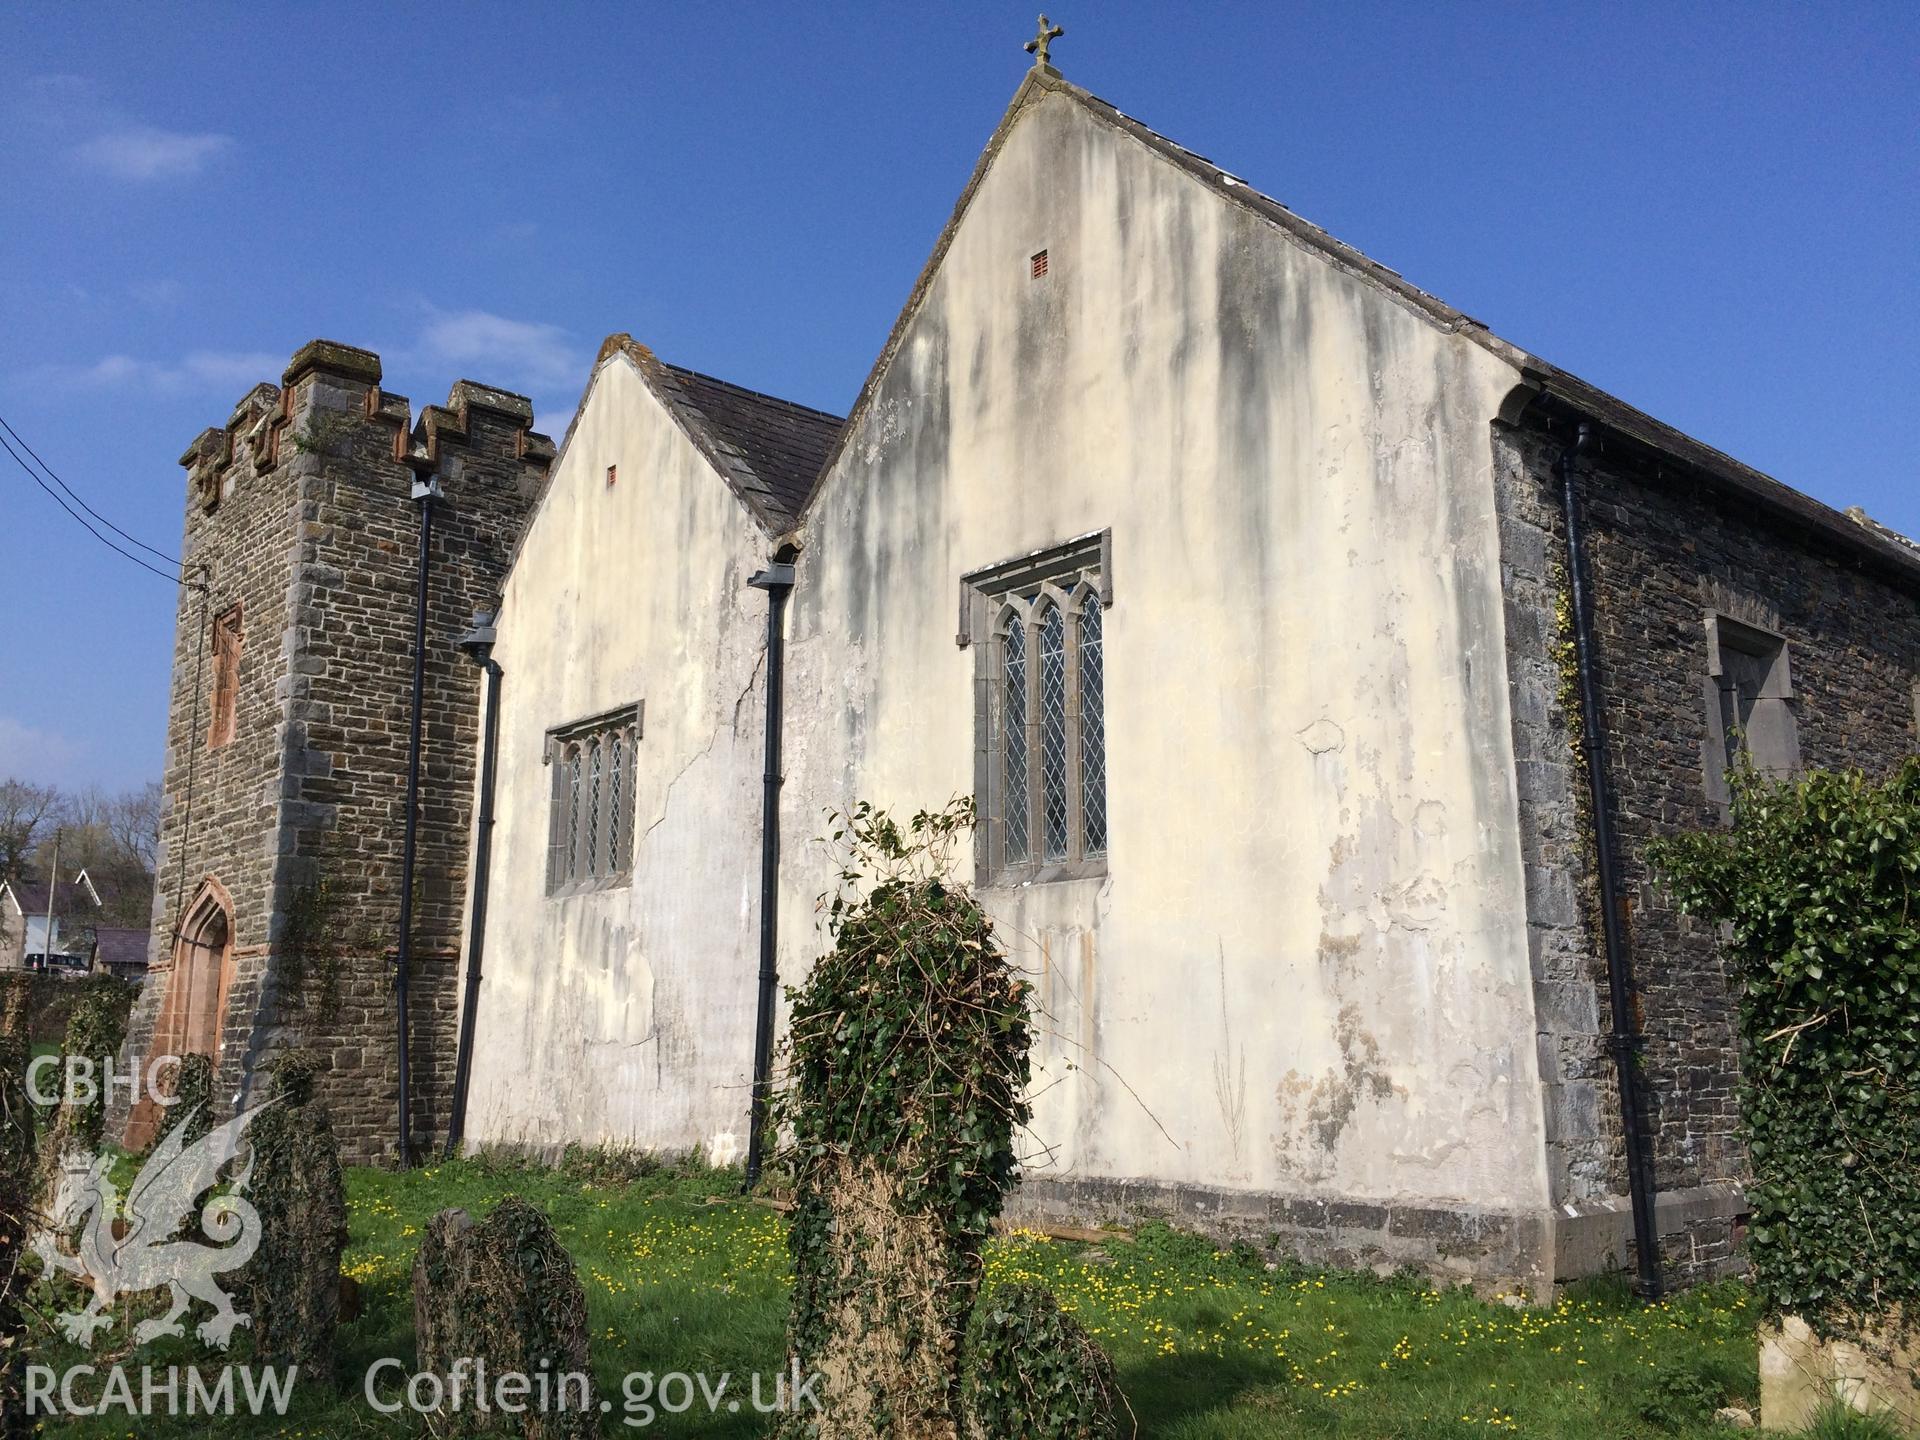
[[240, 1050, 348, 1376], [411, 1196, 597, 1438]]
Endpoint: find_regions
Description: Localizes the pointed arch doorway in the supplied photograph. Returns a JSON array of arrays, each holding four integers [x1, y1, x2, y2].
[[125, 876, 235, 1149]]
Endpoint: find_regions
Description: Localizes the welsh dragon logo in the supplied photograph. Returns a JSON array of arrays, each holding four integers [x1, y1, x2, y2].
[[31, 1102, 272, 1349]]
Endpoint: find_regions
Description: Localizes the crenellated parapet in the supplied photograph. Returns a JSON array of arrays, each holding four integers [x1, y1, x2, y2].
[[413, 379, 557, 468], [178, 380, 286, 513], [180, 339, 554, 513]]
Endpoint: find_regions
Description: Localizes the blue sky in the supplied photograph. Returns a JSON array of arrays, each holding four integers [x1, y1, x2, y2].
[[2, 3, 1915, 792]]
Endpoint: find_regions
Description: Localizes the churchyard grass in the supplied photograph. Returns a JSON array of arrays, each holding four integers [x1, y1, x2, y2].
[[30, 1154, 1814, 1438]]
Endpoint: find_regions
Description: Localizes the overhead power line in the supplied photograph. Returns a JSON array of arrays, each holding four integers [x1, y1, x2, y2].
[[0, 413, 182, 567], [0, 411, 204, 591]]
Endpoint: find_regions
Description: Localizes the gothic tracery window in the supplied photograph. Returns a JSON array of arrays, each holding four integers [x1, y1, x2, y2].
[[967, 532, 1111, 884], [547, 703, 641, 893]]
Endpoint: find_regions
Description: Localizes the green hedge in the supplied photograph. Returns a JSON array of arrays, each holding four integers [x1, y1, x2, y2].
[[1652, 760, 1920, 1334]]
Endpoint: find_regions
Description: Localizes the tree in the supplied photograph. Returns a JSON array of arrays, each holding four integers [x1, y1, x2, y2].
[[44, 784, 162, 926], [107, 782, 162, 876], [0, 780, 59, 885], [1, 779, 162, 937]]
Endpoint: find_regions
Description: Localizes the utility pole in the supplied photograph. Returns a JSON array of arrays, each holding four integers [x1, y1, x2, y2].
[[41, 829, 59, 972]]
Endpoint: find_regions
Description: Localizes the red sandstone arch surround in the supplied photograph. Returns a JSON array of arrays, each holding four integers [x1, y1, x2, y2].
[[125, 876, 235, 1149]]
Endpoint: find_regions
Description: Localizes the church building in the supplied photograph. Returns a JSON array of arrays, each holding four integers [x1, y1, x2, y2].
[[123, 49, 1920, 1295]]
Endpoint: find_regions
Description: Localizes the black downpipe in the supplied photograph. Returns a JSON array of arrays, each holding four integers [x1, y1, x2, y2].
[[1557, 423, 1662, 1298], [393, 473, 441, 1169], [743, 558, 796, 1190], [445, 641, 501, 1159]]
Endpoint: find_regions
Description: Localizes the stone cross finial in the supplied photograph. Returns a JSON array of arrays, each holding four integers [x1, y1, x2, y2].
[[1025, 14, 1064, 69]]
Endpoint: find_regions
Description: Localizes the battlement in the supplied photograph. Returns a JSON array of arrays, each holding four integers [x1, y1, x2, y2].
[[180, 339, 554, 512]]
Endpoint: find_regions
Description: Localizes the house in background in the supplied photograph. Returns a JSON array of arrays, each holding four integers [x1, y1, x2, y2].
[[0, 871, 103, 973], [91, 926, 152, 985]]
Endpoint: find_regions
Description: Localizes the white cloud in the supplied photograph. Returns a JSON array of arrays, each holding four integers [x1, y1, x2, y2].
[[52, 349, 282, 396], [417, 309, 583, 394], [73, 124, 234, 181], [0, 717, 86, 787]]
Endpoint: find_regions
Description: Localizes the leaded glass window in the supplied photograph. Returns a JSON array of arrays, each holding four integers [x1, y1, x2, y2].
[[964, 532, 1111, 884], [1038, 604, 1069, 860], [1078, 594, 1107, 855], [585, 739, 604, 880], [546, 703, 642, 894], [1001, 618, 1029, 863], [565, 748, 583, 882], [606, 731, 626, 873]]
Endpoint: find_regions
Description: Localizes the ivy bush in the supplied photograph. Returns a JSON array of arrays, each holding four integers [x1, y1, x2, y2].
[[962, 1284, 1125, 1440], [775, 798, 1033, 1438], [36, 976, 128, 1212], [411, 1195, 597, 1437], [1651, 760, 1920, 1335], [148, 1052, 214, 1153], [241, 1050, 348, 1375], [47, 976, 128, 1156]]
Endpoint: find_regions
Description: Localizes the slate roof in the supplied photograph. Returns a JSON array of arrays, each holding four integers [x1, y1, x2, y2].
[[93, 927, 150, 968], [658, 365, 843, 532], [2, 876, 100, 917]]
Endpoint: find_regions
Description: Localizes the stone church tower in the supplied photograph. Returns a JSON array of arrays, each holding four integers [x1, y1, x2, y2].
[[112, 340, 550, 1163]]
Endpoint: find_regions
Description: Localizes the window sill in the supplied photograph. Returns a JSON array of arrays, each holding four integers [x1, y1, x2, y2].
[[545, 875, 632, 900], [981, 857, 1108, 890]]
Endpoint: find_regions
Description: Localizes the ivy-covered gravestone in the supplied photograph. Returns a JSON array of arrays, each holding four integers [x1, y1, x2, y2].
[[0, 974, 37, 1440], [962, 1285, 1125, 1440], [241, 1050, 348, 1376], [775, 800, 1034, 1439], [36, 975, 127, 1205], [1654, 760, 1920, 1429], [410, 1196, 597, 1438]]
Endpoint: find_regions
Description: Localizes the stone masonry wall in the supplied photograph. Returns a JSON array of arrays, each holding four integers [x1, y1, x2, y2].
[[1494, 414, 1920, 1283], [113, 341, 549, 1163], [115, 376, 307, 1142]]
